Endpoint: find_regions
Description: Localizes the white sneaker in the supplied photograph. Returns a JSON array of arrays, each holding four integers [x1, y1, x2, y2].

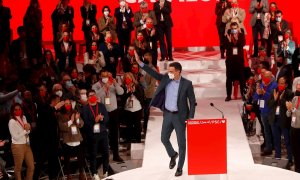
[[93, 174, 100, 180]]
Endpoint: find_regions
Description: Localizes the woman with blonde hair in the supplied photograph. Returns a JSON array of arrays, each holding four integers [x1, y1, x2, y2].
[[121, 72, 144, 143], [8, 103, 34, 180]]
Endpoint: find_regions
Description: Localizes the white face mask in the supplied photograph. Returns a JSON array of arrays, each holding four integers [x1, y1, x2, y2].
[[102, 77, 109, 84], [55, 90, 63, 97], [168, 72, 175, 80], [120, 1, 125, 7], [80, 94, 87, 102], [104, 11, 109, 17]]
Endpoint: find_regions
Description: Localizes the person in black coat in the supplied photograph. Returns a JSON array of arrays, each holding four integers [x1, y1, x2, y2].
[[80, 0, 97, 44], [0, 0, 12, 54], [154, 0, 174, 61], [23, 0, 43, 66], [114, 0, 134, 56], [51, 0, 75, 44], [56, 31, 77, 73], [141, 17, 158, 67], [33, 88, 65, 180], [99, 32, 122, 78], [81, 89, 109, 178], [224, 22, 246, 101], [215, 0, 231, 59]]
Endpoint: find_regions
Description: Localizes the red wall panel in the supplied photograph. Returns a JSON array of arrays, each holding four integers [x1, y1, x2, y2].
[[4, 0, 299, 47]]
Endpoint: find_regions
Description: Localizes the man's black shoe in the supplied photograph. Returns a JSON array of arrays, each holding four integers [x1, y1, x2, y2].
[[225, 96, 231, 102], [261, 150, 272, 156], [168, 58, 174, 61], [113, 155, 124, 162], [175, 168, 182, 177], [169, 152, 178, 169]]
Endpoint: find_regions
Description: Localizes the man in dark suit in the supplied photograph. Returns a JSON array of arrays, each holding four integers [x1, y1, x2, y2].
[[224, 22, 246, 101], [114, 0, 134, 57], [154, 0, 173, 61], [135, 51, 196, 176], [0, 0, 12, 54], [56, 31, 77, 73]]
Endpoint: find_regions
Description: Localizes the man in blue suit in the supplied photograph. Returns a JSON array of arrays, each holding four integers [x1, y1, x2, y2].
[[135, 51, 196, 176]]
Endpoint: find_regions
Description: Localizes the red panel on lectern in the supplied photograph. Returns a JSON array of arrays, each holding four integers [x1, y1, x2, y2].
[[187, 119, 227, 175]]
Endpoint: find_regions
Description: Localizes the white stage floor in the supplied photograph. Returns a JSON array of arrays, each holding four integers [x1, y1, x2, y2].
[[105, 57, 300, 180]]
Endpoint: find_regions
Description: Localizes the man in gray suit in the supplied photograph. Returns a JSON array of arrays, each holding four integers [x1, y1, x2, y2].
[[249, 0, 269, 57], [135, 51, 196, 176]]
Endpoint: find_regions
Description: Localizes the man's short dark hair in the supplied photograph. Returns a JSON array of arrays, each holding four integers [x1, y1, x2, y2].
[[87, 89, 96, 96], [260, 61, 270, 70], [276, 10, 283, 15], [169, 62, 182, 73], [102, 5, 110, 13]]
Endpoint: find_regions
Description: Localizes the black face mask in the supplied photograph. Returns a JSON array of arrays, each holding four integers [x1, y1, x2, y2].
[[295, 91, 300, 96], [144, 60, 149, 65], [277, 62, 283, 67]]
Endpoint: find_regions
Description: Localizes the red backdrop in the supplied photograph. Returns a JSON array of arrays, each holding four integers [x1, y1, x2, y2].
[[4, 0, 300, 47]]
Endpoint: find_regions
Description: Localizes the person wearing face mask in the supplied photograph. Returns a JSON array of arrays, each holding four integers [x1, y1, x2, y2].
[[84, 41, 106, 73], [134, 1, 157, 35], [134, 31, 149, 60], [224, 22, 246, 102], [267, 77, 294, 166], [85, 24, 104, 51], [141, 17, 158, 67], [51, 0, 75, 42], [134, 51, 196, 177], [123, 45, 137, 73], [80, 0, 97, 46], [286, 82, 300, 173], [249, 0, 269, 58], [9, 103, 34, 180], [222, 0, 246, 36], [277, 30, 295, 65], [114, 0, 134, 56], [154, 0, 174, 61], [121, 72, 144, 144], [57, 98, 85, 180], [254, 71, 277, 156], [99, 31, 122, 78], [270, 10, 289, 62], [56, 31, 77, 73], [52, 83, 64, 98], [61, 74, 80, 102], [98, 6, 117, 42], [215, 0, 231, 59], [265, 2, 278, 58], [92, 69, 124, 162], [81, 90, 109, 179]]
